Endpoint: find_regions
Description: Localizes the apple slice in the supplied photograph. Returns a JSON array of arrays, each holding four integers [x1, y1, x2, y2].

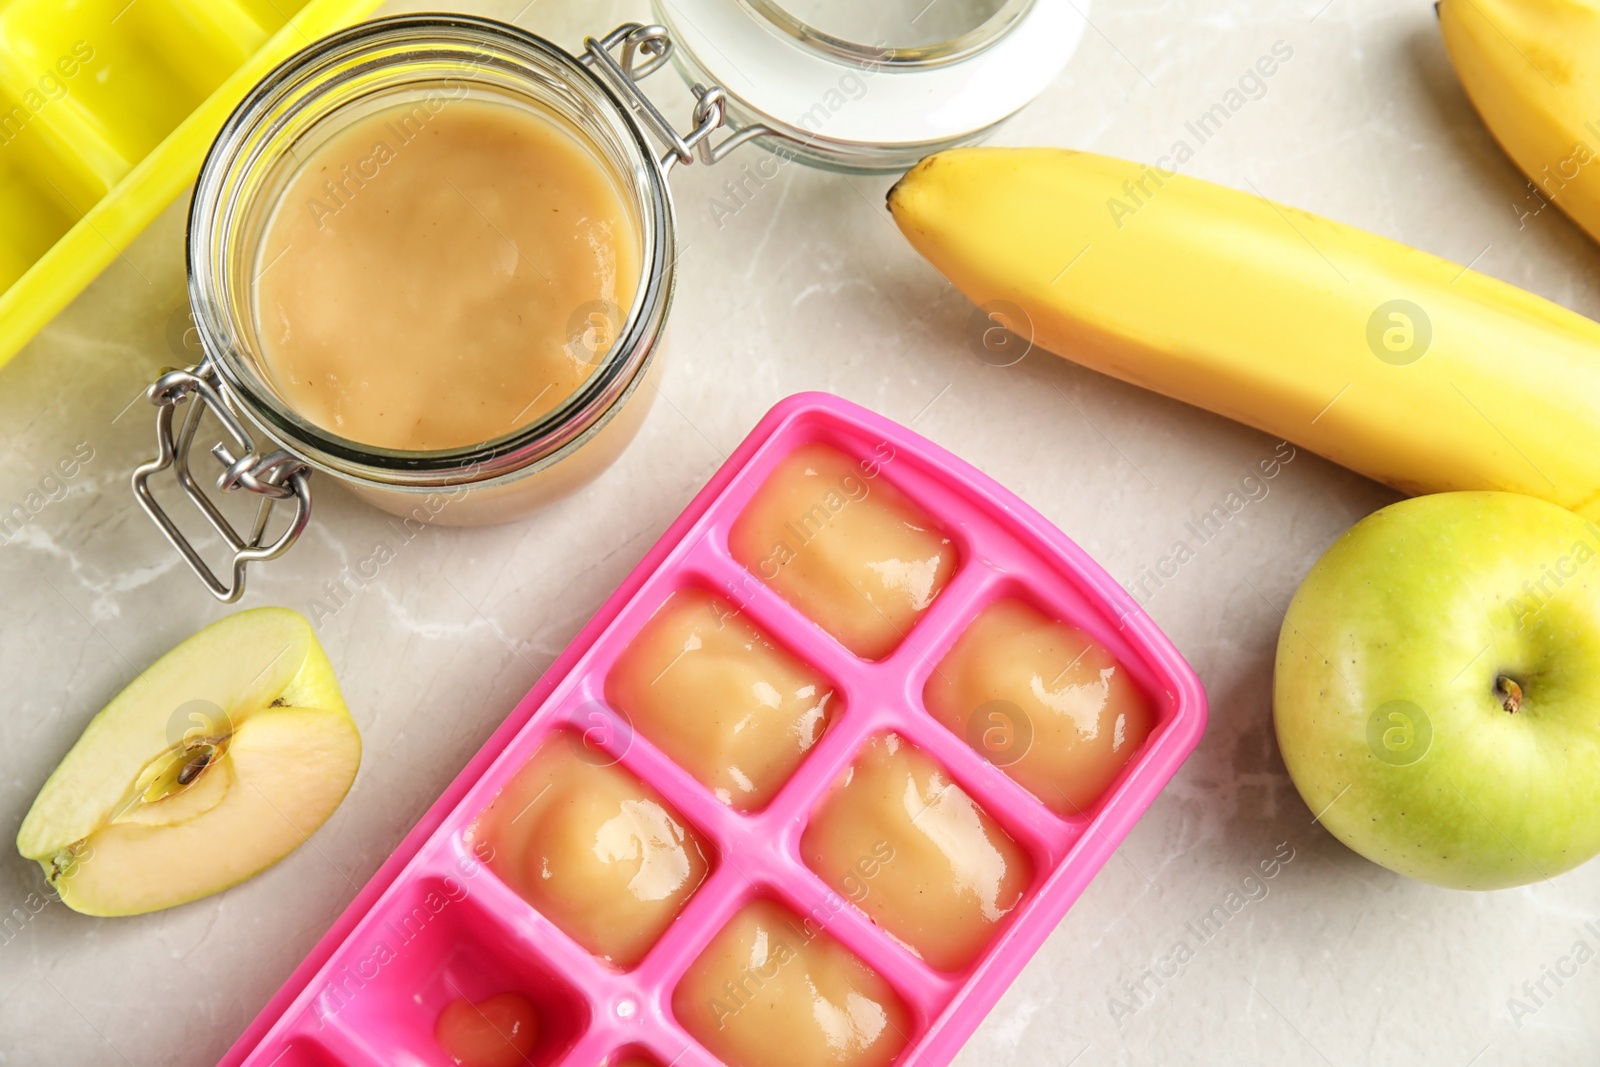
[[16, 608, 361, 916]]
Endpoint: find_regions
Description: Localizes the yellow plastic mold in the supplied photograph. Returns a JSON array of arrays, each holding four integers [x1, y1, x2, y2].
[[0, 0, 384, 370]]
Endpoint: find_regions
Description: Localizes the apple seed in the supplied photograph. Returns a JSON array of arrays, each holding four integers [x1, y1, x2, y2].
[[139, 740, 226, 804], [177, 749, 211, 785], [1495, 675, 1523, 715]]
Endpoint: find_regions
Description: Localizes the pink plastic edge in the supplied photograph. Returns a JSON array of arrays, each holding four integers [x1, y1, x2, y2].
[[216, 391, 1209, 1067]]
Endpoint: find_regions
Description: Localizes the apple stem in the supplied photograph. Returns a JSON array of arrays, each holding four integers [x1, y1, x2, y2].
[[1496, 675, 1523, 714]]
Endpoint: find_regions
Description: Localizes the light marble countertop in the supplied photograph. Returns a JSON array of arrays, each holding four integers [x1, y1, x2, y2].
[[3, 1, 1599, 1064]]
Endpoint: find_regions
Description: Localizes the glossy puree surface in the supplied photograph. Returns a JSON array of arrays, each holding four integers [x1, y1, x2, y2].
[[802, 734, 1031, 971], [609, 589, 836, 811], [925, 599, 1155, 815], [466, 741, 707, 968], [674, 899, 910, 1067], [729, 443, 955, 659], [255, 96, 640, 452]]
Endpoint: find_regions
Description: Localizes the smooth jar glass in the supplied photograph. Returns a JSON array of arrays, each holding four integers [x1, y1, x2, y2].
[[655, 0, 1077, 173], [188, 15, 674, 527], [738, 0, 1035, 63]]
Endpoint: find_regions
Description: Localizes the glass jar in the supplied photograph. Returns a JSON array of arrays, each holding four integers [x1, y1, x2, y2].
[[660, 0, 1083, 171], [133, 6, 1086, 601]]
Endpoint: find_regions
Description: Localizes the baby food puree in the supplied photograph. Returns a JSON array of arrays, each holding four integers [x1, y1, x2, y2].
[[926, 599, 1154, 815], [465, 740, 708, 968], [730, 443, 956, 659], [675, 899, 910, 1067], [433, 992, 539, 1067], [254, 95, 640, 451], [609, 589, 836, 811], [802, 734, 1031, 972]]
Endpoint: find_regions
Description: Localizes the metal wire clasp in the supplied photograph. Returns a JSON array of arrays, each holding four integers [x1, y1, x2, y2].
[[580, 23, 767, 171], [131, 361, 312, 603]]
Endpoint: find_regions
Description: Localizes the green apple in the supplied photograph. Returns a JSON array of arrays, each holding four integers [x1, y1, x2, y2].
[[16, 608, 361, 916], [1274, 491, 1600, 890]]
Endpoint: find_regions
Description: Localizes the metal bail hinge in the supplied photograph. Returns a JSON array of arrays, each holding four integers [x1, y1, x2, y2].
[[131, 362, 312, 603], [580, 23, 769, 171]]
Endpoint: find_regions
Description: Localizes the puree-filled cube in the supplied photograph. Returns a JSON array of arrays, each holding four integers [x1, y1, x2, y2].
[[801, 734, 1032, 972], [729, 443, 956, 659], [674, 899, 909, 1067], [609, 589, 836, 810], [924, 599, 1154, 815], [434, 992, 540, 1067], [465, 740, 709, 967]]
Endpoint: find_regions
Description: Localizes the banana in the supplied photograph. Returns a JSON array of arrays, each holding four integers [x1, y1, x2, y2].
[[887, 148, 1600, 519], [1439, 0, 1600, 242]]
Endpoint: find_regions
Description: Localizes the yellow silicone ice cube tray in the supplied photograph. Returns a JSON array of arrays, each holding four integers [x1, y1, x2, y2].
[[0, 0, 382, 370]]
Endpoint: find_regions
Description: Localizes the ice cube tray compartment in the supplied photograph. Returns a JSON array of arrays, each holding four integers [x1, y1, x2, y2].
[[257, 1039, 347, 1067], [223, 393, 1207, 1067], [311, 871, 590, 1067], [0, 0, 379, 367], [0, 0, 264, 166], [0, 111, 100, 291], [602, 581, 849, 814]]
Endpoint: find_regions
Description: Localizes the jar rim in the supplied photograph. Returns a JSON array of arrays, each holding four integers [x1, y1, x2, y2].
[[737, 0, 1036, 69], [186, 14, 674, 487], [653, 0, 1086, 174]]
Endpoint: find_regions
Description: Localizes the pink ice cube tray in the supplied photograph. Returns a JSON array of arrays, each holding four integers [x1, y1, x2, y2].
[[220, 391, 1207, 1067]]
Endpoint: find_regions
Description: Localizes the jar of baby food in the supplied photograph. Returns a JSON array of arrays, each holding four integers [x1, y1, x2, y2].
[[133, 4, 1084, 601]]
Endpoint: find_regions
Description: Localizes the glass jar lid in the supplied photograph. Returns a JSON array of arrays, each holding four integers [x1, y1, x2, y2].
[[653, 0, 1087, 172]]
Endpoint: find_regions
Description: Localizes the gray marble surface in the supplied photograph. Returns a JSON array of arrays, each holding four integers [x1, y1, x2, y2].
[[3, 1, 1598, 1064]]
